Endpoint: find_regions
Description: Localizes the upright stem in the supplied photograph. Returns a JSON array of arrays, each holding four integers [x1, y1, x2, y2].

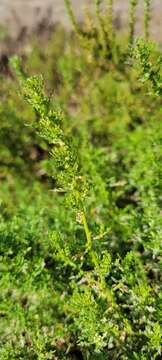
[[144, 0, 151, 40], [95, 0, 107, 53], [129, 0, 138, 45], [64, 0, 95, 40], [107, 0, 114, 41], [64, 0, 82, 36], [81, 209, 99, 267], [81, 210, 92, 253]]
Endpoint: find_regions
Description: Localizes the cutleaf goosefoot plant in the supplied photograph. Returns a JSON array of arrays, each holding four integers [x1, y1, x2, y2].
[[10, 56, 93, 255], [3, 18, 161, 358]]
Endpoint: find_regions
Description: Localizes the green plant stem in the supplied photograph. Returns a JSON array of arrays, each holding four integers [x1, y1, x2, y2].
[[81, 209, 99, 267], [95, 1, 105, 35], [81, 210, 92, 253], [107, 0, 114, 40], [64, 0, 82, 35], [144, 0, 151, 40], [64, 0, 95, 40], [129, 0, 138, 45]]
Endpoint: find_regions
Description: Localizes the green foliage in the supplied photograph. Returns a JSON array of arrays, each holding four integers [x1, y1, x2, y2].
[[0, 2, 162, 359]]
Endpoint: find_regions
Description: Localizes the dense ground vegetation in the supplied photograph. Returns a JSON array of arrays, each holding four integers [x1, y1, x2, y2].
[[0, 1, 161, 359]]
